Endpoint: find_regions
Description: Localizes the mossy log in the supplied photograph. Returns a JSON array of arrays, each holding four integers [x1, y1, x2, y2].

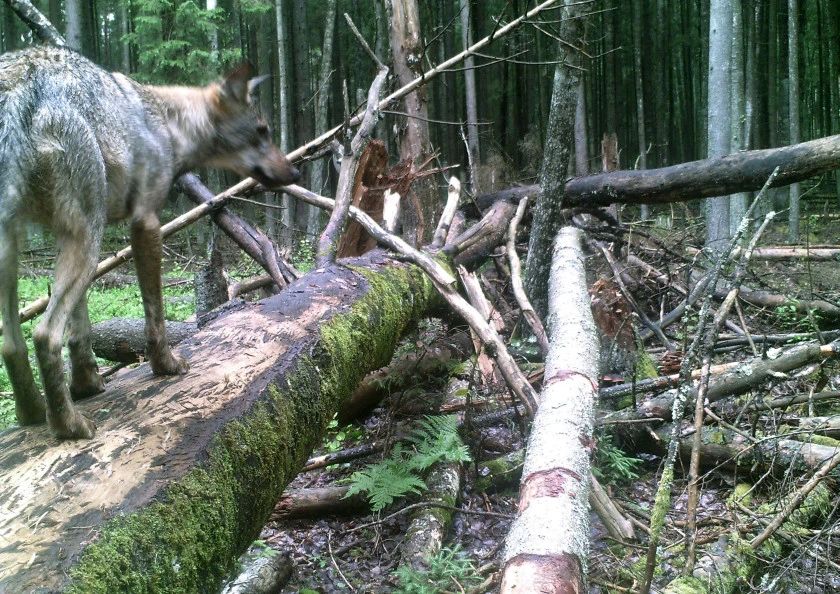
[[0, 251, 438, 593]]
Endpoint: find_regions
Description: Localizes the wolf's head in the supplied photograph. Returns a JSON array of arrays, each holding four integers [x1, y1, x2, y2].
[[205, 64, 300, 188]]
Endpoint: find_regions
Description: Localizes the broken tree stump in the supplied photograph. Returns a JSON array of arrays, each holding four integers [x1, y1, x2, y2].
[[0, 251, 437, 593]]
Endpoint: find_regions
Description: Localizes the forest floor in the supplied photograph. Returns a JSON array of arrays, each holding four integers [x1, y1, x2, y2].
[[3, 203, 840, 592]]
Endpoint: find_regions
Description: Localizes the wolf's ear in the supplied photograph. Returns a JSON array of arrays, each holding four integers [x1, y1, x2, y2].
[[220, 63, 255, 105], [247, 74, 271, 97]]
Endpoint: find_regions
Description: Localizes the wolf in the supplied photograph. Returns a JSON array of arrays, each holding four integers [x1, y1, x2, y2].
[[0, 46, 300, 439]]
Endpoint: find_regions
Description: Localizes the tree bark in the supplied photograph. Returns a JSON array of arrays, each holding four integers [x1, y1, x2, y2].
[[491, 134, 840, 209], [385, 0, 440, 245], [90, 318, 198, 363], [0, 251, 439, 593], [460, 0, 480, 191], [501, 227, 599, 594], [705, 0, 733, 250], [523, 0, 586, 319], [788, 0, 801, 241]]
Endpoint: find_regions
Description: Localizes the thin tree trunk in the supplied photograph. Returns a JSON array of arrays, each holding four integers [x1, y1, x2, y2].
[[788, 0, 801, 241], [729, 0, 748, 232], [460, 0, 480, 192], [274, 0, 293, 245], [291, 0, 313, 236], [574, 79, 589, 176], [523, 0, 585, 320], [704, 0, 733, 250], [632, 0, 649, 219], [307, 0, 337, 237]]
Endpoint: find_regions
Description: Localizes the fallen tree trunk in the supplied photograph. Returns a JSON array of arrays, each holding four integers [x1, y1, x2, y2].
[[90, 318, 198, 363], [501, 227, 600, 593], [477, 134, 840, 208], [0, 250, 438, 593]]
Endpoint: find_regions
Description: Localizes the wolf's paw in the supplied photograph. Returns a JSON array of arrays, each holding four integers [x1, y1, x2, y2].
[[49, 410, 96, 440], [151, 353, 189, 376], [15, 392, 47, 425], [70, 373, 106, 401]]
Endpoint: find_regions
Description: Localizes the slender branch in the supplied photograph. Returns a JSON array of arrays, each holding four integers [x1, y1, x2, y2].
[[3, 0, 65, 45], [506, 197, 549, 356], [343, 13, 385, 69], [431, 177, 461, 249]]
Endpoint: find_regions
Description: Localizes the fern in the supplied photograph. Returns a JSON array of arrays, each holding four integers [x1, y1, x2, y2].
[[344, 416, 471, 512], [404, 415, 472, 471]]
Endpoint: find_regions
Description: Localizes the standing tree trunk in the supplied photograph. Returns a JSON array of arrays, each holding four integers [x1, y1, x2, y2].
[[460, 0, 480, 192], [64, 0, 84, 52], [307, 0, 337, 237], [386, 0, 440, 245], [574, 79, 589, 176], [729, 0, 748, 232], [291, 0, 313, 236], [704, 0, 733, 250], [274, 0, 294, 245], [523, 0, 586, 320], [788, 0, 801, 241], [632, 0, 649, 219]]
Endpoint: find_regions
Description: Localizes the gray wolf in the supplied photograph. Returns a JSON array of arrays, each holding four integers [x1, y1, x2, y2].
[[0, 46, 300, 439]]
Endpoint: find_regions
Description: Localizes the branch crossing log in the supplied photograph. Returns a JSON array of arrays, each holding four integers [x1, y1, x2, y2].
[[0, 251, 438, 592]]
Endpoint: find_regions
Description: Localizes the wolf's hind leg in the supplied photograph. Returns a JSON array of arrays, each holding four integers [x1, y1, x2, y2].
[[68, 292, 105, 400], [0, 227, 46, 425], [131, 213, 189, 376], [34, 229, 100, 440]]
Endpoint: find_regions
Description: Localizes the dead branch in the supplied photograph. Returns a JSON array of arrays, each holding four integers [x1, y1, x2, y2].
[[2, 0, 65, 45], [506, 197, 549, 357], [316, 66, 388, 268]]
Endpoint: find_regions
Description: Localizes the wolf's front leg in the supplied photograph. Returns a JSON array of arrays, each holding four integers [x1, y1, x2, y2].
[[131, 213, 189, 376]]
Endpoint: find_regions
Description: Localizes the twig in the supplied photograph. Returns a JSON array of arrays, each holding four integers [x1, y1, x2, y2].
[[506, 197, 549, 356], [343, 13, 385, 69]]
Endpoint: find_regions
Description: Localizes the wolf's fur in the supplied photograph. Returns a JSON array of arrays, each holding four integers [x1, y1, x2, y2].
[[0, 46, 299, 439]]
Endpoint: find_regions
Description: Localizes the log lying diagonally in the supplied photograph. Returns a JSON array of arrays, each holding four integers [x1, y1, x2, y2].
[[476, 134, 840, 208], [0, 251, 437, 593]]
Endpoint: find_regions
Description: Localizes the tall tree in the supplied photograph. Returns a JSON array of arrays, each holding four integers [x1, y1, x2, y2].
[[460, 0, 480, 192], [524, 0, 586, 319], [704, 0, 733, 250], [274, 0, 294, 243], [729, 0, 748, 232], [291, 0, 313, 234], [632, 0, 649, 219], [307, 0, 337, 237], [385, 0, 439, 245], [788, 0, 801, 241]]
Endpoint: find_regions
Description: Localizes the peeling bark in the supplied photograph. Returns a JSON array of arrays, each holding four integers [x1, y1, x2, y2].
[[501, 227, 599, 593]]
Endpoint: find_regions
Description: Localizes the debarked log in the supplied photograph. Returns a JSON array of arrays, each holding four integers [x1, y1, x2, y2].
[[0, 250, 438, 593]]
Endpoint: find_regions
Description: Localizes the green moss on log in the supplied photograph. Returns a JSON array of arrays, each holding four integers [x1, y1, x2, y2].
[[66, 261, 437, 593]]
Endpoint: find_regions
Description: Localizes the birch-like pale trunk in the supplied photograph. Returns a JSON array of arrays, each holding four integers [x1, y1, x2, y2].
[[705, 0, 733, 250], [274, 0, 294, 243], [729, 0, 748, 233], [632, 0, 648, 220], [501, 227, 599, 593]]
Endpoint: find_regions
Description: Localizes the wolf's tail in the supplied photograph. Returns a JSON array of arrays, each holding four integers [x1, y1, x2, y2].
[[0, 88, 29, 228]]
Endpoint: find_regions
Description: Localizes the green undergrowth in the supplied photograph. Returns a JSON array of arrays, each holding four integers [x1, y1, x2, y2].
[[344, 415, 471, 512], [394, 546, 483, 594], [0, 273, 195, 430]]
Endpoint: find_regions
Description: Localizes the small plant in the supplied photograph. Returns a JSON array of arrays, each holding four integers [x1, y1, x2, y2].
[[772, 302, 820, 333], [344, 415, 471, 512], [394, 546, 483, 594], [249, 539, 279, 559], [323, 415, 364, 453], [291, 239, 316, 273], [593, 433, 643, 484], [0, 397, 16, 431]]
